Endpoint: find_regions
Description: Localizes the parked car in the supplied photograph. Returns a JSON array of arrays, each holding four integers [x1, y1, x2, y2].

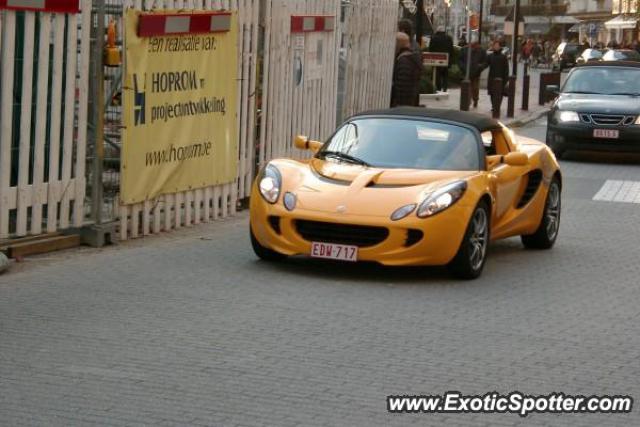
[[602, 49, 640, 62], [546, 62, 640, 158], [576, 48, 604, 64], [251, 108, 562, 279], [552, 42, 585, 72]]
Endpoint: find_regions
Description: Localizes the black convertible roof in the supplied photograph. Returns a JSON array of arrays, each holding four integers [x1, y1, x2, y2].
[[351, 107, 503, 132]]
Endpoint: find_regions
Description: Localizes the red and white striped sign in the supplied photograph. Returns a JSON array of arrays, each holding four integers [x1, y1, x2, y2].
[[0, 0, 79, 13], [291, 15, 335, 33], [138, 12, 231, 37]]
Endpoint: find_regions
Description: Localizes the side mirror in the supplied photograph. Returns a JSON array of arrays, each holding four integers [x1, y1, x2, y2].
[[546, 85, 560, 97], [503, 152, 529, 167], [294, 135, 323, 152]]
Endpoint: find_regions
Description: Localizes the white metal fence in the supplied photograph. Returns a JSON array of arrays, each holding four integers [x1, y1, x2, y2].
[[0, 0, 398, 242], [258, 0, 342, 164], [341, 0, 397, 119], [0, 2, 92, 238]]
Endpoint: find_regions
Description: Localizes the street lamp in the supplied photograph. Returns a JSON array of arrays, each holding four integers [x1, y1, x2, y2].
[[512, 0, 521, 76], [417, 0, 424, 46]]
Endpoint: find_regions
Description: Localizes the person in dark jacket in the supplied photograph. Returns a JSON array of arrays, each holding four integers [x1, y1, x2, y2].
[[398, 19, 420, 56], [485, 41, 509, 96], [391, 32, 424, 107], [429, 26, 454, 92], [460, 40, 487, 108]]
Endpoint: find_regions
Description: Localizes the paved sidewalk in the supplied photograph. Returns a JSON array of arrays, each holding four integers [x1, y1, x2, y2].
[[421, 66, 552, 128]]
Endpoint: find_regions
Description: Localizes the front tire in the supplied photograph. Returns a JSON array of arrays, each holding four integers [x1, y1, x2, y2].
[[448, 201, 490, 280], [546, 128, 565, 159], [522, 178, 561, 249], [250, 226, 286, 261]]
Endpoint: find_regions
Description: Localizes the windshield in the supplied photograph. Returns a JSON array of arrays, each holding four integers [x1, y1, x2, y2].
[[563, 67, 640, 95], [318, 118, 481, 171]]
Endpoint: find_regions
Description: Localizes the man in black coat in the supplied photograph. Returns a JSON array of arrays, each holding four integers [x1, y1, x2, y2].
[[429, 26, 454, 92], [484, 40, 510, 113], [391, 32, 424, 107], [460, 40, 487, 108]]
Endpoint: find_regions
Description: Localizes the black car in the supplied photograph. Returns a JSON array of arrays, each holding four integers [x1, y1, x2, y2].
[[602, 49, 640, 62], [546, 62, 640, 158], [552, 42, 585, 72]]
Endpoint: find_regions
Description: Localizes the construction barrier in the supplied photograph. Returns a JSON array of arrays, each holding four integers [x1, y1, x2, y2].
[[0, 0, 398, 242]]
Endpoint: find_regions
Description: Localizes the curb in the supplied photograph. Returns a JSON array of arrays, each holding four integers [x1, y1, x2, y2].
[[505, 107, 550, 128]]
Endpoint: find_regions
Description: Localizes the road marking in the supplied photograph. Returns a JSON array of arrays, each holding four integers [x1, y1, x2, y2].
[[593, 180, 640, 203]]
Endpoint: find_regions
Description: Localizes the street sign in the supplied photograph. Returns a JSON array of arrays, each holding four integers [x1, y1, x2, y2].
[[422, 52, 449, 67]]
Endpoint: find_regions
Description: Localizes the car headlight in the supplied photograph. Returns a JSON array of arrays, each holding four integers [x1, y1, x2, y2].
[[258, 164, 282, 204], [417, 181, 467, 218], [555, 110, 580, 123], [635, 116, 640, 125]]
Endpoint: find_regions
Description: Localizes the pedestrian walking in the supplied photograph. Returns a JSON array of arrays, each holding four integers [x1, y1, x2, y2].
[[429, 26, 454, 93], [398, 19, 420, 55], [460, 39, 487, 108], [485, 40, 510, 115], [391, 32, 424, 107]]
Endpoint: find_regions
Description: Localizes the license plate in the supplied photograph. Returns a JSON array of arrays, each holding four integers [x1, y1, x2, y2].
[[593, 129, 619, 139], [310, 242, 358, 262]]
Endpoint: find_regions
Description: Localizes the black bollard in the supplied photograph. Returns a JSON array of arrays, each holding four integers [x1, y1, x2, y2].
[[460, 79, 471, 111], [490, 78, 503, 119], [522, 62, 529, 111], [507, 76, 516, 118], [522, 73, 530, 111]]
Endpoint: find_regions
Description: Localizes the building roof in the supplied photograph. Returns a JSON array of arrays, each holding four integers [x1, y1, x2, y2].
[[351, 107, 503, 132]]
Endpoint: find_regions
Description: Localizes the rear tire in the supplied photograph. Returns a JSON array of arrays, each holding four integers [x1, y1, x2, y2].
[[448, 201, 490, 280], [522, 178, 561, 250], [250, 226, 286, 261]]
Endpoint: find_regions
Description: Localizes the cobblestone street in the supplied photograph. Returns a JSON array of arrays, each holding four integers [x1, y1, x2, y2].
[[1, 118, 640, 426]]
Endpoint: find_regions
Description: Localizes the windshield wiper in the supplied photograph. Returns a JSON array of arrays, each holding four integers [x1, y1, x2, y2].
[[319, 151, 370, 167], [608, 92, 640, 97]]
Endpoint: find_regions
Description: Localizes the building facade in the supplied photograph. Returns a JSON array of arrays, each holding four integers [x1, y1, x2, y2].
[[568, 0, 612, 46], [604, 0, 639, 46], [488, 0, 578, 40]]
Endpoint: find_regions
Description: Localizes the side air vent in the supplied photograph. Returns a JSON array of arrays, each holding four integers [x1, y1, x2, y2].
[[404, 229, 424, 247], [268, 216, 282, 234], [517, 170, 543, 209]]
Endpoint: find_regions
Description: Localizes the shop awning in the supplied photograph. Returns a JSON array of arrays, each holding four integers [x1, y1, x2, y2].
[[553, 16, 580, 25], [524, 16, 550, 25], [604, 15, 637, 30]]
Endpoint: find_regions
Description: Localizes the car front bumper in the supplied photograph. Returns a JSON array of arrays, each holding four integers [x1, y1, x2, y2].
[[249, 191, 473, 267], [548, 121, 640, 153]]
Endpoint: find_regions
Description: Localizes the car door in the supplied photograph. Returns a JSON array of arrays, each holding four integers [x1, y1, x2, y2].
[[483, 129, 528, 230]]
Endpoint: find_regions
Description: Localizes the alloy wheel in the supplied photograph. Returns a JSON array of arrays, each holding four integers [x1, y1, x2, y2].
[[469, 208, 489, 271], [546, 183, 561, 241]]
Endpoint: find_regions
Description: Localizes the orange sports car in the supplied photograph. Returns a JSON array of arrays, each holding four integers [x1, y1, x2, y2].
[[250, 108, 562, 279]]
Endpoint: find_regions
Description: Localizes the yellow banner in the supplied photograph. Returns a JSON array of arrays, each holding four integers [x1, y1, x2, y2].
[[122, 10, 238, 204]]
